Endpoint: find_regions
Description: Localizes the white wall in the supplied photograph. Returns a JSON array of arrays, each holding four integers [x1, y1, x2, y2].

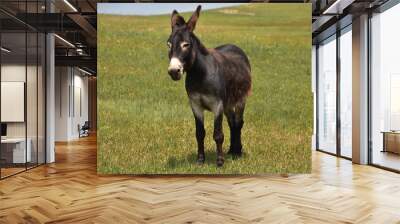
[[72, 73, 89, 138], [1, 82, 25, 122], [55, 66, 70, 141], [1, 64, 25, 81], [55, 67, 89, 141]]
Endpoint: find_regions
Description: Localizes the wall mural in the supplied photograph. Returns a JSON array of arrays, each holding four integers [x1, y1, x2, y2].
[[98, 3, 312, 174]]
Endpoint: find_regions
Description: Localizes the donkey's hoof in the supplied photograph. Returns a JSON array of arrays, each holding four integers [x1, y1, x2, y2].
[[197, 158, 205, 165], [197, 155, 205, 165], [228, 149, 242, 157], [216, 158, 224, 167]]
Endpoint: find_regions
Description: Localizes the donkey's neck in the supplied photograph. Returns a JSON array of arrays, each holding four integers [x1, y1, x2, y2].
[[187, 35, 211, 77]]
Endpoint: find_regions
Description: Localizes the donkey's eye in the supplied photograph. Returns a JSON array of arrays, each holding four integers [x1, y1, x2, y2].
[[167, 42, 172, 48], [181, 42, 190, 49]]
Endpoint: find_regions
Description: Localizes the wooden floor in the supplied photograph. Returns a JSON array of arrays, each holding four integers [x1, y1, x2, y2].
[[1, 135, 400, 223], [1, 167, 26, 178], [372, 151, 400, 171]]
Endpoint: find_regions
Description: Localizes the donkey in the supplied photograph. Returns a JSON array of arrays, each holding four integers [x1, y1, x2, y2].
[[167, 6, 251, 167]]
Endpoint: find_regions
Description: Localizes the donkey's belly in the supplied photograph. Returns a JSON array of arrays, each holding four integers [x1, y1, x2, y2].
[[189, 92, 222, 114]]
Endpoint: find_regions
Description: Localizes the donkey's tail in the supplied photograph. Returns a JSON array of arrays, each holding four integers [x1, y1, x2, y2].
[[246, 72, 252, 97], [247, 86, 252, 96]]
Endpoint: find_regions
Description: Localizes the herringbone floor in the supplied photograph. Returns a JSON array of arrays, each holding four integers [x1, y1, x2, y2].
[[1, 135, 400, 223]]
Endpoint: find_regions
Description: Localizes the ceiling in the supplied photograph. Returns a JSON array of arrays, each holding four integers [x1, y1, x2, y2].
[[0, 0, 98, 74], [0, 0, 161, 74], [311, 0, 391, 43]]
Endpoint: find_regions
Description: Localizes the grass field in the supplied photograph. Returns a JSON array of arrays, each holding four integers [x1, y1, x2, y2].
[[98, 4, 312, 174]]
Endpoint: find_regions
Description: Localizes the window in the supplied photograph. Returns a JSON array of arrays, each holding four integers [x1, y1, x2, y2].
[[0, 1, 46, 179], [370, 3, 400, 171]]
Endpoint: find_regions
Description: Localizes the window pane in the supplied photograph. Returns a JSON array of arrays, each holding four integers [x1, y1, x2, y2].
[[318, 35, 337, 154], [340, 27, 352, 158], [27, 31, 38, 169], [38, 33, 45, 165]]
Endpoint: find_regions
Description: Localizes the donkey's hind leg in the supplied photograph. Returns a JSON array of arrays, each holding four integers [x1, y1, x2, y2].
[[225, 109, 238, 156], [227, 102, 245, 156]]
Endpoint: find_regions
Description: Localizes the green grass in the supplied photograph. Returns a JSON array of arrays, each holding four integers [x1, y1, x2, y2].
[[97, 3, 312, 174]]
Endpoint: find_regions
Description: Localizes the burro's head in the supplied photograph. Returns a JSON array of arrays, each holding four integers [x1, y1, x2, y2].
[[167, 5, 201, 81]]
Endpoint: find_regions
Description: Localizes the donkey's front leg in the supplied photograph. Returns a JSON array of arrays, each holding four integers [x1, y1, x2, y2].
[[213, 104, 224, 167], [190, 101, 205, 164], [194, 116, 205, 164]]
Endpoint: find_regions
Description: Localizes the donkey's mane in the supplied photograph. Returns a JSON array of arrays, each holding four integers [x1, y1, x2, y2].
[[191, 33, 209, 56]]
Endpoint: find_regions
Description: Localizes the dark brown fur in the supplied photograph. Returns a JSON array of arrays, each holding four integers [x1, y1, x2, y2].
[[209, 46, 251, 107]]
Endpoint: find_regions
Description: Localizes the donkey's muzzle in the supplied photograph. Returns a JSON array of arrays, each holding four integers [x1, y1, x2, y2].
[[168, 68, 182, 81], [168, 57, 183, 81]]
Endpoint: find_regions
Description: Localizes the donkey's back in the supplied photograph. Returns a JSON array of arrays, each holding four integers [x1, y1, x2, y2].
[[213, 44, 252, 107], [215, 44, 251, 70]]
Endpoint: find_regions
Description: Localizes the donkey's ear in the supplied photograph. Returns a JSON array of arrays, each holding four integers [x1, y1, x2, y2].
[[171, 10, 185, 29], [187, 5, 201, 32]]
